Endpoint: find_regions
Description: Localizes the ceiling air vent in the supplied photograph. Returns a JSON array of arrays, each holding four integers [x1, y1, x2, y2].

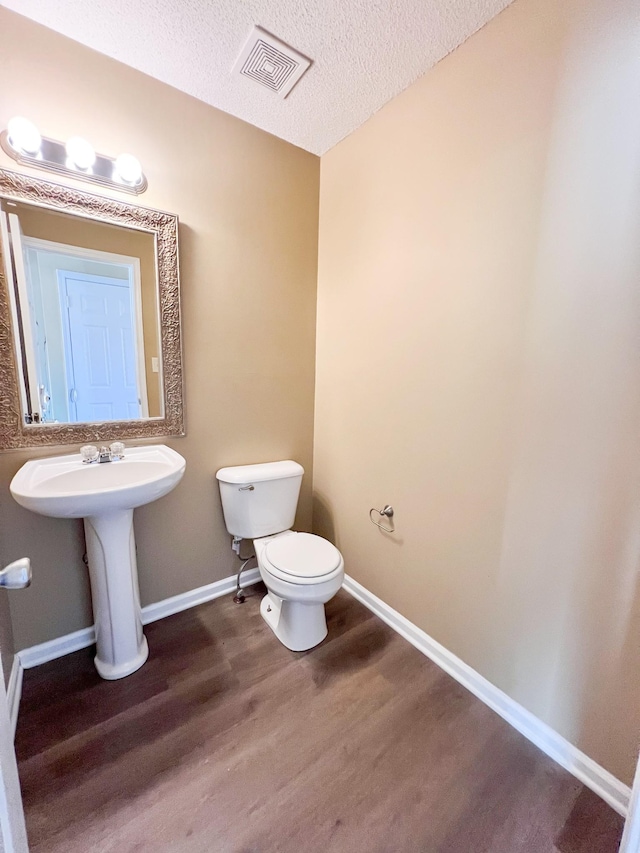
[[233, 26, 312, 98]]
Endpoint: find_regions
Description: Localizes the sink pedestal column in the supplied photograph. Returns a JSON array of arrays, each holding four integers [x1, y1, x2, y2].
[[84, 509, 148, 680]]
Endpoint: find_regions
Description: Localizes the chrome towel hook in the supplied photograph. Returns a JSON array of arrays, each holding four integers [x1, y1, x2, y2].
[[369, 505, 395, 533]]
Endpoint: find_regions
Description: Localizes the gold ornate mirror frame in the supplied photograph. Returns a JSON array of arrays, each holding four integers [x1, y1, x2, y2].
[[0, 168, 184, 450]]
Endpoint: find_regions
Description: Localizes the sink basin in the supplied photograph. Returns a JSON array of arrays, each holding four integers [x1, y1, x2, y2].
[[10, 444, 185, 518], [10, 444, 186, 681]]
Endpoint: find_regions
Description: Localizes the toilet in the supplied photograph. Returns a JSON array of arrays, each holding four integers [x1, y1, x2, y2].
[[216, 460, 344, 651]]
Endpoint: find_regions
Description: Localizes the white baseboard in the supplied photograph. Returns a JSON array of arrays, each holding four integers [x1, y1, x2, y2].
[[141, 568, 261, 625], [17, 567, 262, 671], [18, 625, 96, 670], [342, 574, 631, 817], [6, 656, 22, 738]]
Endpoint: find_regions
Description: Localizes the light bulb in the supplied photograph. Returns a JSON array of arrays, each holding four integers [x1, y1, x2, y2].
[[114, 153, 143, 185], [7, 116, 41, 155], [65, 136, 96, 170]]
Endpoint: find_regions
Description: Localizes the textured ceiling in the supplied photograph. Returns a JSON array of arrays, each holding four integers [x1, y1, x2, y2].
[[1, 0, 513, 155]]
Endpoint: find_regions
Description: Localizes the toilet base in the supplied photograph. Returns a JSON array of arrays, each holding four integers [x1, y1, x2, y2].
[[260, 592, 328, 651]]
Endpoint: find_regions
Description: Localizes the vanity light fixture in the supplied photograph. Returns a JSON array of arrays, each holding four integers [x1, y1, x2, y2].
[[0, 117, 147, 195]]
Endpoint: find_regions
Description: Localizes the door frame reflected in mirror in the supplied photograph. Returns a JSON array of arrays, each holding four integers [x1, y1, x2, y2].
[[0, 167, 184, 450]]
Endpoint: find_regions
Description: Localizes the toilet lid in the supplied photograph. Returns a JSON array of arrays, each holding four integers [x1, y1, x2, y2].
[[265, 533, 341, 579]]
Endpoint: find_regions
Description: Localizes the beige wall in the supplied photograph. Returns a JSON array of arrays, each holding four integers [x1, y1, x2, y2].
[[0, 591, 14, 690], [10, 203, 162, 418], [315, 0, 640, 785], [0, 9, 319, 650]]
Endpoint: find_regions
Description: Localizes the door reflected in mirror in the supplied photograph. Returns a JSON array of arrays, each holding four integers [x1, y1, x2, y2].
[[1, 199, 163, 425]]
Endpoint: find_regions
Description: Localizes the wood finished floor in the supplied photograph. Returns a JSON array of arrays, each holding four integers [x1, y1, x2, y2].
[[16, 584, 624, 853]]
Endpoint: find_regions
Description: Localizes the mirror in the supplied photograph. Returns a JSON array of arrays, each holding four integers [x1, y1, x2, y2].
[[3, 201, 162, 424], [0, 168, 184, 449]]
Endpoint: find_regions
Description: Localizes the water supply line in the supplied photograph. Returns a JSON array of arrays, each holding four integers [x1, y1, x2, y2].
[[231, 537, 256, 603]]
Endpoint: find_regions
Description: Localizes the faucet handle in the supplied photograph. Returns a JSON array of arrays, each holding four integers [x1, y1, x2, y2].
[[110, 441, 125, 460], [81, 445, 99, 464], [0, 557, 31, 589]]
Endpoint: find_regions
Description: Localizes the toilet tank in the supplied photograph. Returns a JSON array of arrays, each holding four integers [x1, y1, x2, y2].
[[216, 460, 304, 539]]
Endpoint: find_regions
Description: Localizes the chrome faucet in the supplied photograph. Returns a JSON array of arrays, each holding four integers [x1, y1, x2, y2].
[[81, 442, 125, 464]]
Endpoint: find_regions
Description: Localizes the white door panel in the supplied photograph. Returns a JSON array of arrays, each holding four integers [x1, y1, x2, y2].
[[0, 558, 30, 853], [59, 272, 141, 423]]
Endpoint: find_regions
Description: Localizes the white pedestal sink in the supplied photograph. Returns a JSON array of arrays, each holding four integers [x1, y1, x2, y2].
[[10, 445, 186, 680]]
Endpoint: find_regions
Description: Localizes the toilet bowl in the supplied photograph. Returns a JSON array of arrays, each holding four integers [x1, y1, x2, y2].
[[216, 460, 345, 652], [254, 531, 344, 651]]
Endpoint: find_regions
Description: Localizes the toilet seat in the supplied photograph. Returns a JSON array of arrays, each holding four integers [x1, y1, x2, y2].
[[262, 532, 343, 584]]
